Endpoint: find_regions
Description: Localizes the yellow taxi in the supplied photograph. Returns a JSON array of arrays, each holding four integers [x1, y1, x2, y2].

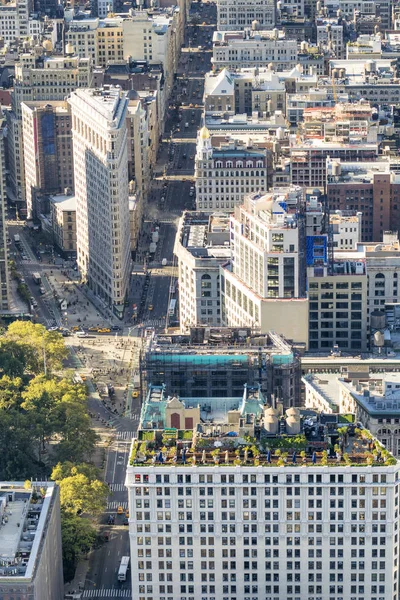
[[125, 510, 129, 518], [148, 305, 153, 311], [117, 506, 123, 514], [132, 391, 139, 398], [98, 328, 111, 333]]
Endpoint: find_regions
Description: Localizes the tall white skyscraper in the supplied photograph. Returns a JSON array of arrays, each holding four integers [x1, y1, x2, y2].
[[69, 87, 131, 316]]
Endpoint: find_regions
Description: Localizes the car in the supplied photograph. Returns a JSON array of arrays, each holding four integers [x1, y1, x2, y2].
[[88, 326, 98, 332], [125, 510, 129, 518], [80, 374, 87, 381], [148, 305, 153, 311], [189, 190, 194, 197], [76, 331, 88, 338], [132, 391, 139, 398], [183, 153, 187, 159], [48, 326, 58, 332], [103, 531, 110, 542], [111, 325, 121, 331], [39, 286, 45, 295], [98, 328, 111, 333]]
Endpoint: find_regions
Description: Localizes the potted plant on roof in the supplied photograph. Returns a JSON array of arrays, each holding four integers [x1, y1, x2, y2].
[[211, 448, 220, 465]]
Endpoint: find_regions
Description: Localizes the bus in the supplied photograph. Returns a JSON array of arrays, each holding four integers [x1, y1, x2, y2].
[[118, 556, 130, 582], [32, 272, 41, 285], [168, 299, 177, 317]]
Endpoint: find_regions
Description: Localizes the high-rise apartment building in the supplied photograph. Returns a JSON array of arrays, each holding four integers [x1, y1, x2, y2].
[[126, 414, 400, 600], [220, 190, 309, 345], [7, 49, 92, 217], [21, 100, 74, 219], [69, 87, 131, 316], [217, 0, 276, 30]]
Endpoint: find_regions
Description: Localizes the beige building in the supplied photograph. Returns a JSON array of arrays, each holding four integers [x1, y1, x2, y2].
[[195, 126, 269, 212], [69, 87, 131, 315], [21, 100, 74, 219], [50, 194, 77, 255]]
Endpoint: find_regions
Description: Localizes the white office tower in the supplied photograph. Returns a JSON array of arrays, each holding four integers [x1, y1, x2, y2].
[[126, 446, 400, 600], [220, 191, 309, 345], [69, 88, 131, 316]]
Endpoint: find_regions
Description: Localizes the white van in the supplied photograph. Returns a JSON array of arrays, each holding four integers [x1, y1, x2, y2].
[[76, 331, 88, 338]]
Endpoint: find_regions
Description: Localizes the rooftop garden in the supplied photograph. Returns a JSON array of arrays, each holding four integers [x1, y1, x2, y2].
[[129, 426, 397, 468]]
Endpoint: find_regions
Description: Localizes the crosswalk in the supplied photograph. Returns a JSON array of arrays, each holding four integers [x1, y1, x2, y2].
[[107, 501, 128, 510], [116, 431, 136, 441], [109, 483, 127, 492], [82, 590, 131, 598], [144, 318, 165, 327]]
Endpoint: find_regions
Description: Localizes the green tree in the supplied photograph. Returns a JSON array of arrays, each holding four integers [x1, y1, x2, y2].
[[0, 375, 23, 409], [61, 512, 97, 581], [54, 471, 108, 516], [3, 321, 68, 373], [0, 410, 41, 480], [51, 461, 101, 483], [0, 340, 31, 377]]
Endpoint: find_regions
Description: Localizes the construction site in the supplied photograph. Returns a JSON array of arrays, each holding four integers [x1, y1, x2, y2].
[[140, 327, 303, 408]]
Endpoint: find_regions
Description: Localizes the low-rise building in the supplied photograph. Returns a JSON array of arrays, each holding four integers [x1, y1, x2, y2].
[[49, 194, 77, 256], [303, 366, 400, 456], [195, 126, 269, 212], [217, 0, 276, 30], [331, 210, 362, 250], [174, 211, 230, 328], [212, 29, 298, 70], [316, 17, 345, 57], [0, 481, 63, 600]]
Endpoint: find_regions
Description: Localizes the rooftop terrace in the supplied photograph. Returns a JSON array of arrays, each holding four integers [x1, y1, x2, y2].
[[129, 409, 397, 469]]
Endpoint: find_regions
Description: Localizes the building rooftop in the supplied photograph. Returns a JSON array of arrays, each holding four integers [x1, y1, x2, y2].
[[129, 404, 397, 468], [0, 482, 57, 579], [178, 212, 231, 259], [69, 86, 128, 127], [49, 194, 76, 212]]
